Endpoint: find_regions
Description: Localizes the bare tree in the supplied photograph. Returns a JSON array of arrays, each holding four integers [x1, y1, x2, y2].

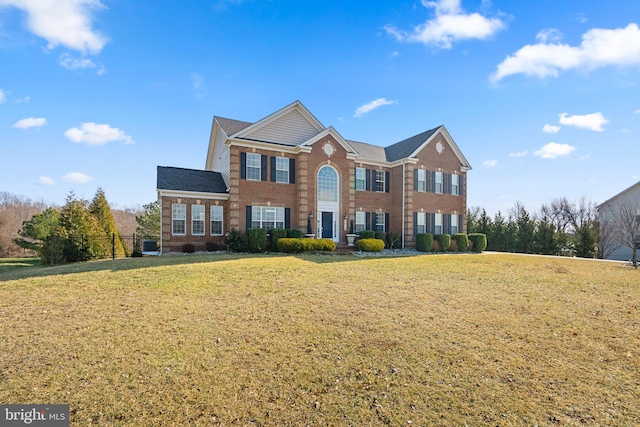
[[596, 216, 621, 259], [609, 198, 640, 267], [541, 197, 572, 233]]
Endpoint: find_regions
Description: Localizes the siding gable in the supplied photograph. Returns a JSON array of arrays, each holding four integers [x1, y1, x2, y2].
[[244, 109, 321, 146]]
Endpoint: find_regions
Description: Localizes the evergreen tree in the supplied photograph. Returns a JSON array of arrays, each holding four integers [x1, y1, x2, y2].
[[574, 221, 597, 258], [511, 202, 536, 253], [14, 208, 65, 265], [60, 193, 105, 261], [534, 216, 558, 255], [90, 188, 127, 257], [136, 201, 160, 240]]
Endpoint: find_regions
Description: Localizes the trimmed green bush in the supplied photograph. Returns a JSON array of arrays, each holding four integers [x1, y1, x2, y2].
[[355, 238, 385, 252], [453, 233, 469, 252], [182, 243, 195, 253], [205, 241, 223, 252], [358, 230, 375, 239], [269, 228, 287, 251], [468, 233, 487, 253], [374, 231, 386, 242], [433, 234, 451, 252], [286, 229, 303, 238], [247, 228, 267, 253], [416, 233, 433, 252], [277, 238, 336, 253]]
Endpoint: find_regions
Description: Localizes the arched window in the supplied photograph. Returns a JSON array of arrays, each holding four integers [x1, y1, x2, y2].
[[317, 166, 338, 202]]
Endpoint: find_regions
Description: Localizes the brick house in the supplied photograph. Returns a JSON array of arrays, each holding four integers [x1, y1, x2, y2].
[[156, 101, 471, 252]]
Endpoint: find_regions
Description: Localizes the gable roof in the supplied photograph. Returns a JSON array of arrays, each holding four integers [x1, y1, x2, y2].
[[348, 140, 387, 163], [384, 127, 440, 162], [215, 117, 252, 136], [157, 166, 228, 194], [596, 180, 640, 209]]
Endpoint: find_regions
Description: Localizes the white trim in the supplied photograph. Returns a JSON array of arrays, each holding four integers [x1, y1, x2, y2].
[[158, 189, 229, 201], [191, 204, 205, 236], [226, 138, 312, 154], [172, 203, 187, 236], [299, 126, 358, 155], [408, 126, 472, 170], [210, 205, 224, 236]]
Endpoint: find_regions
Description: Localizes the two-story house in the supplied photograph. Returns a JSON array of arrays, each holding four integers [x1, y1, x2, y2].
[[156, 101, 471, 252]]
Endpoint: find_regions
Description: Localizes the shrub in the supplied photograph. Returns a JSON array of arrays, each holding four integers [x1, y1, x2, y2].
[[182, 243, 195, 253], [277, 238, 336, 253], [355, 238, 385, 252], [449, 240, 458, 252], [416, 233, 433, 252], [431, 240, 441, 253], [375, 231, 386, 242], [358, 230, 375, 239], [269, 228, 287, 251], [453, 233, 468, 252], [205, 241, 222, 252], [247, 228, 267, 253], [286, 229, 303, 238], [385, 231, 400, 249], [224, 228, 246, 252], [433, 234, 451, 252], [468, 233, 487, 253]]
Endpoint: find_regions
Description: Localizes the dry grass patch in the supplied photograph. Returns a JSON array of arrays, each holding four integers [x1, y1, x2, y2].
[[0, 253, 638, 425]]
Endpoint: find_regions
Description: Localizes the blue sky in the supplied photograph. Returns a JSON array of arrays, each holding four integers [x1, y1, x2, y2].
[[1, 0, 639, 215]]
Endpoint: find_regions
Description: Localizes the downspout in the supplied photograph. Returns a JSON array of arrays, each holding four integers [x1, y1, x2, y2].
[[158, 191, 162, 255], [402, 161, 405, 249]]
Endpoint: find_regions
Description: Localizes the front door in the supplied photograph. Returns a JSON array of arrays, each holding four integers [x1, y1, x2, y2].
[[321, 212, 333, 239]]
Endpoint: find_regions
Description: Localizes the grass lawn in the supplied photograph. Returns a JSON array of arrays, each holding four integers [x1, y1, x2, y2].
[[0, 253, 638, 425]]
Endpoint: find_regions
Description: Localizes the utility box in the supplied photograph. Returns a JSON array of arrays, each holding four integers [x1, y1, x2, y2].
[[143, 240, 158, 252]]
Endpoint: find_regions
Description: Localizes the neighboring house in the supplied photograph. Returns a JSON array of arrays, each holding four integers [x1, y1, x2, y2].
[[156, 101, 471, 253], [596, 180, 640, 261]]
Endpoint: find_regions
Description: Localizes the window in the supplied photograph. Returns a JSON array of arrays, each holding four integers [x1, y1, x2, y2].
[[276, 157, 289, 183], [355, 167, 366, 191], [451, 174, 460, 196], [252, 206, 285, 229], [434, 213, 443, 234], [416, 212, 426, 234], [355, 211, 366, 233], [172, 204, 186, 235], [375, 170, 385, 192], [451, 214, 458, 235], [191, 205, 205, 235], [210, 205, 223, 236], [246, 152, 261, 181], [375, 212, 385, 232], [435, 171, 443, 194], [318, 166, 338, 202], [417, 169, 427, 192]]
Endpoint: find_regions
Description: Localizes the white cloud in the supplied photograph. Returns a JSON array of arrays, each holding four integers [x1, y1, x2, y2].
[[509, 150, 527, 158], [0, 89, 6, 103], [533, 142, 576, 159], [543, 124, 560, 133], [37, 176, 54, 185], [384, 0, 506, 50], [491, 23, 640, 82], [0, 0, 107, 54], [16, 95, 30, 103], [14, 117, 46, 129], [354, 98, 396, 118], [60, 53, 96, 70], [62, 172, 92, 184], [483, 159, 497, 167], [635, 108, 640, 114], [64, 122, 134, 146], [536, 28, 563, 43], [559, 112, 608, 132]]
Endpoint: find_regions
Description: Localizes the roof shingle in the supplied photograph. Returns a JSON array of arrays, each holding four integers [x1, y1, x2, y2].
[[157, 166, 228, 194]]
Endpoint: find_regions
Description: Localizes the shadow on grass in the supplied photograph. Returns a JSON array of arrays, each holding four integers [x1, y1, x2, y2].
[[0, 251, 401, 281]]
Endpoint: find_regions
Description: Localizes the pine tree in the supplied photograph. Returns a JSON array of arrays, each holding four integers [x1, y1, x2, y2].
[[60, 193, 106, 261], [90, 188, 127, 257]]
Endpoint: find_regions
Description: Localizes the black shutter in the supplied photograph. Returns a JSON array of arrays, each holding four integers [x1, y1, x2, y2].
[[289, 159, 295, 184], [365, 169, 371, 191], [458, 214, 463, 234], [414, 212, 418, 236], [426, 213, 432, 235], [385, 171, 390, 193], [459, 175, 463, 196], [445, 214, 451, 235], [270, 157, 276, 182], [425, 170, 430, 193], [414, 169, 419, 191], [371, 212, 376, 231], [446, 173, 452, 194], [430, 213, 435, 234], [261, 155, 268, 181], [384, 213, 389, 232], [285, 208, 291, 229], [365, 212, 371, 230], [240, 152, 247, 179], [246, 206, 252, 231]]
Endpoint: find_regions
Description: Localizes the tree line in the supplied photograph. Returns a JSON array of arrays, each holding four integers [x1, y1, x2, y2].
[[468, 196, 639, 265]]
